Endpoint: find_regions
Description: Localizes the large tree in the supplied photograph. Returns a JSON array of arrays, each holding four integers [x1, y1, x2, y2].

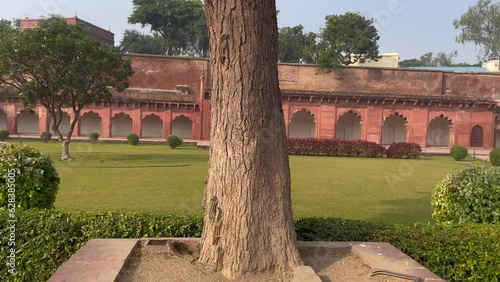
[[278, 25, 318, 63], [129, 0, 209, 57], [198, 0, 302, 279], [318, 12, 380, 69], [0, 17, 133, 160], [454, 0, 500, 61], [120, 29, 164, 55], [0, 19, 15, 40]]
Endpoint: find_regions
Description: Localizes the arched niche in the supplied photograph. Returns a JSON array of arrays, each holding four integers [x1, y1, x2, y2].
[[381, 113, 407, 145], [111, 112, 132, 137], [470, 125, 484, 148], [427, 115, 452, 147], [171, 115, 192, 139], [142, 114, 163, 138], [336, 111, 361, 140], [17, 109, 39, 134], [80, 111, 102, 135], [289, 110, 315, 138]]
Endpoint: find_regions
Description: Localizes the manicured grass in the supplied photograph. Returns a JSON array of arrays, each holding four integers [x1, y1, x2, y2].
[[17, 141, 484, 224]]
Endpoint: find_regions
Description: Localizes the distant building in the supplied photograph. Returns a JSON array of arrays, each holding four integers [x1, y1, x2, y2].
[[19, 16, 114, 46], [350, 53, 400, 68], [482, 59, 500, 72]]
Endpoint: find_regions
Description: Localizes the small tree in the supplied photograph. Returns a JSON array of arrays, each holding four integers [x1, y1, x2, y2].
[[0, 17, 134, 160], [318, 12, 380, 70]]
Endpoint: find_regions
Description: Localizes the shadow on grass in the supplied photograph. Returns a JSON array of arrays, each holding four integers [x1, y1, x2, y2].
[[365, 192, 433, 224], [63, 164, 192, 168]]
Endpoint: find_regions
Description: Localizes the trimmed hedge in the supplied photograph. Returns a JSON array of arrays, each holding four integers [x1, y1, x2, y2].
[[88, 132, 99, 144], [167, 135, 183, 149], [490, 148, 500, 166], [40, 131, 52, 143], [288, 138, 386, 157], [127, 133, 139, 145], [450, 145, 468, 161], [0, 129, 9, 141], [1, 211, 499, 282], [386, 142, 421, 159], [432, 165, 500, 224]]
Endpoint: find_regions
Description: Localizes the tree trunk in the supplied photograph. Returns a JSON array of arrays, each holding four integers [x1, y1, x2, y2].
[[199, 0, 302, 279], [61, 139, 70, 160]]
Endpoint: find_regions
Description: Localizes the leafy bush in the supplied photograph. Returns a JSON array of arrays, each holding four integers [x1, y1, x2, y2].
[[0, 129, 9, 141], [1, 211, 498, 282], [385, 142, 421, 159], [0, 143, 60, 210], [127, 133, 139, 145], [40, 131, 52, 143], [489, 148, 500, 166], [450, 145, 468, 161], [167, 135, 183, 149], [88, 132, 99, 144], [432, 165, 500, 224], [288, 138, 385, 157]]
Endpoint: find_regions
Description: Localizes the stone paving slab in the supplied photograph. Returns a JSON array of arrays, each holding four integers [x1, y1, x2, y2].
[[294, 266, 322, 282], [352, 242, 445, 282], [48, 239, 139, 282]]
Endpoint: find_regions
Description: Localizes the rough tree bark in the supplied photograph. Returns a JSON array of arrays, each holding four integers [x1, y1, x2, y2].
[[199, 0, 303, 279]]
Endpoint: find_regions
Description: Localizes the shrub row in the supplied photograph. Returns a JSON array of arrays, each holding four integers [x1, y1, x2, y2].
[[1, 211, 498, 282], [288, 139, 421, 159], [288, 139, 386, 157]]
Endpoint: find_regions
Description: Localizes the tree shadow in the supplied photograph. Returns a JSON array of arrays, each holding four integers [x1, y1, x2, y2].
[[365, 192, 433, 224]]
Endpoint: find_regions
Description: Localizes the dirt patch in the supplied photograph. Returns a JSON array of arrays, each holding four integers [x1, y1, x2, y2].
[[118, 241, 410, 282]]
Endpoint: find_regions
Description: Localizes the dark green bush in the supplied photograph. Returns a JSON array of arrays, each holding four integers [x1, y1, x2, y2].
[[40, 131, 52, 143], [0, 144, 60, 210], [490, 148, 500, 166], [287, 138, 386, 157], [432, 165, 500, 224], [167, 135, 183, 149], [1, 212, 498, 282], [88, 132, 99, 144], [127, 133, 139, 145], [0, 129, 9, 141], [450, 145, 468, 161]]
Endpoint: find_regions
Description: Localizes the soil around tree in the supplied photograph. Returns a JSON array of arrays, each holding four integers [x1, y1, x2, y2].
[[117, 241, 410, 282]]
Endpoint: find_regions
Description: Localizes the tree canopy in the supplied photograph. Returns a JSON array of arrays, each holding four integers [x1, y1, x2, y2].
[[129, 0, 209, 57], [278, 25, 318, 64], [0, 17, 134, 159], [454, 0, 500, 61], [318, 12, 380, 69], [0, 19, 16, 40], [400, 51, 480, 67], [120, 29, 164, 55]]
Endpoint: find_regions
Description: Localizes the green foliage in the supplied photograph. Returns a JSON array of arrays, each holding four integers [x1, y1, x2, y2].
[[0, 129, 9, 141], [400, 51, 461, 67], [0, 210, 202, 282], [1, 211, 498, 282], [129, 0, 208, 57], [490, 148, 500, 166], [88, 132, 99, 144], [0, 16, 133, 159], [40, 131, 52, 143], [318, 12, 380, 69], [385, 142, 422, 159], [127, 133, 140, 145], [432, 165, 500, 224], [450, 145, 468, 161], [166, 135, 183, 149], [278, 25, 318, 64], [120, 29, 164, 55], [0, 19, 16, 41], [454, 0, 500, 61], [0, 144, 60, 210]]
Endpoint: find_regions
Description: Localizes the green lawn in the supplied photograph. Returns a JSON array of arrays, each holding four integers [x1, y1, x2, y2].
[[17, 141, 484, 224]]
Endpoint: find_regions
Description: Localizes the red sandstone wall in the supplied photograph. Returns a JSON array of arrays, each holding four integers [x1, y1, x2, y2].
[[125, 55, 209, 94], [443, 73, 500, 100]]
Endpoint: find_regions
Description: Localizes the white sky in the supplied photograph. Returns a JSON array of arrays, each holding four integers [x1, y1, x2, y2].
[[0, 0, 483, 63]]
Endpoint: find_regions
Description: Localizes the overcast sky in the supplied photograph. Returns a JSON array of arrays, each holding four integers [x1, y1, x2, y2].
[[0, 0, 483, 63]]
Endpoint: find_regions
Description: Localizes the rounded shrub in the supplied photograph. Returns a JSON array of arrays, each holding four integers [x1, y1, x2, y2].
[[127, 133, 139, 145], [450, 145, 468, 161], [88, 132, 99, 144], [0, 129, 9, 141], [432, 165, 500, 224], [40, 131, 52, 143], [0, 143, 60, 210], [490, 148, 500, 166], [167, 135, 183, 149]]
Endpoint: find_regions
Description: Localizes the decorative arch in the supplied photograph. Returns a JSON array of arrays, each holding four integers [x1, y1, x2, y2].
[[381, 112, 407, 145], [427, 114, 453, 147], [171, 115, 193, 139], [470, 125, 484, 148], [336, 110, 362, 140], [49, 111, 71, 135], [495, 116, 500, 148], [0, 109, 6, 130], [289, 109, 316, 138], [111, 112, 132, 137], [80, 111, 102, 135], [142, 114, 163, 138], [17, 109, 39, 134]]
